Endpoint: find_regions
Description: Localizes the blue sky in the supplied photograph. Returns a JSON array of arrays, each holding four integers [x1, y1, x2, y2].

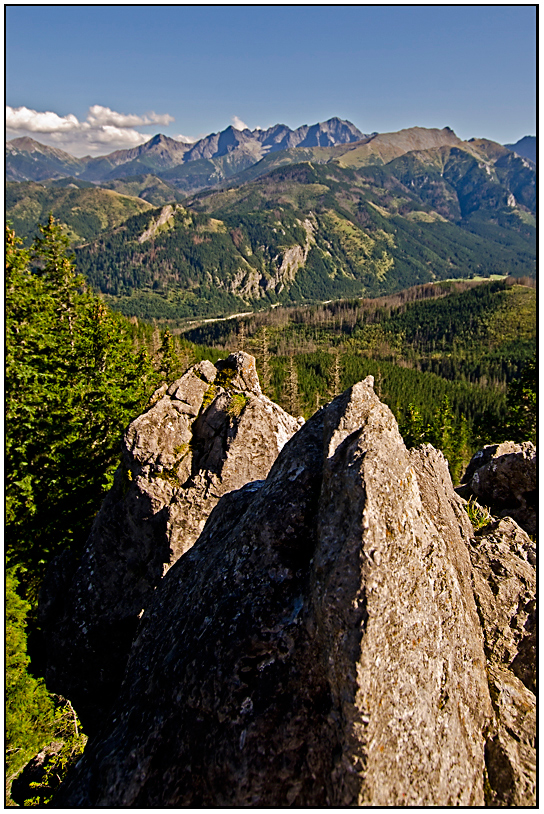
[[6, 5, 537, 156]]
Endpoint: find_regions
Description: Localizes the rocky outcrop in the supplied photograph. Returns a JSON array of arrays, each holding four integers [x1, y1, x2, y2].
[[469, 517, 536, 806], [51, 376, 537, 808], [38, 352, 299, 735], [413, 446, 536, 804], [457, 442, 536, 535]]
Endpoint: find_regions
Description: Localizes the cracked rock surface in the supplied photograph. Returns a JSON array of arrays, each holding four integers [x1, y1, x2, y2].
[[468, 517, 536, 806], [51, 377, 536, 807], [458, 441, 536, 535], [39, 353, 299, 734]]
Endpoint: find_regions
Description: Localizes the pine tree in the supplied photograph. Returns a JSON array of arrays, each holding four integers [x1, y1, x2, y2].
[[6, 220, 156, 596], [257, 327, 271, 394], [285, 355, 301, 416], [158, 329, 179, 382]]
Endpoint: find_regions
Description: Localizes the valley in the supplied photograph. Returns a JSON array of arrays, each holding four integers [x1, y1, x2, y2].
[[7, 121, 535, 324]]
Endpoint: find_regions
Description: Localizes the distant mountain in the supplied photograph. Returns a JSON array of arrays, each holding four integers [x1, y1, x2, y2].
[[79, 134, 194, 181], [73, 136, 536, 321], [504, 136, 536, 164], [228, 127, 465, 186], [6, 137, 87, 181], [334, 126, 463, 167], [181, 117, 367, 161], [6, 118, 369, 186], [7, 121, 535, 321]]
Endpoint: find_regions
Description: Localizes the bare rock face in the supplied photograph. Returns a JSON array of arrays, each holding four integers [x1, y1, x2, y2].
[[409, 443, 475, 544], [38, 353, 298, 735], [416, 446, 537, 804], [54, 378, 506, 807], [468, 517, 536, 806], [458, 442, 536, 535]]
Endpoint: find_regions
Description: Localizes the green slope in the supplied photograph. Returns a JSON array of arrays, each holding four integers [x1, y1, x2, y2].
[[99, 175, 185, 206], [6, 182, 153, 245], [73, 152, 535, 320]]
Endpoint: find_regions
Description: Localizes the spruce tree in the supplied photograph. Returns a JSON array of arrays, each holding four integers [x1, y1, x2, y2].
[[6, 219, 156, 596], [505, 354, 536, 444], [158, 329, 179, 382], [6, 570, 55, 780], [257, 327, 271, 394]]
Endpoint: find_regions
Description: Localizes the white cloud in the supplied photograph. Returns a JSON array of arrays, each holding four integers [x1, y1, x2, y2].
[[7, 106, 81, 134], [172, 134, 197, 144], [86, 105, 174, 128], [6, 104, 176, 156], [231, 115, 250, 131]]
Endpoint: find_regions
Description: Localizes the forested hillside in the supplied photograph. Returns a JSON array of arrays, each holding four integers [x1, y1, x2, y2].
[[74, 153, 536, 321], [7, 125, 535, 326], [182, 277, 536, 474]]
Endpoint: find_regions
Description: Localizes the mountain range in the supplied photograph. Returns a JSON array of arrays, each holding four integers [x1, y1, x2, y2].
[[6, 118, 368, 185], [6, 119, 536, 321], [7, 119, 535, 196]]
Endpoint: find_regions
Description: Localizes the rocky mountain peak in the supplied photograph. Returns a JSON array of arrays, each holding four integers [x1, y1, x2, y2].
[[148, 133, 176, 146], [504, 135, 537, 164], [7, 136, 42, 152], [6, 136, 80, 160], [6, 117, 372, 182], [40, 360, 535, 806]]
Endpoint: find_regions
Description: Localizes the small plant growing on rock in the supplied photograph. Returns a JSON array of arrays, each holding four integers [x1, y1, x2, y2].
[[201, 384, 218, 412], [227, 393, 250, 418], [465, 497, 492, 530]]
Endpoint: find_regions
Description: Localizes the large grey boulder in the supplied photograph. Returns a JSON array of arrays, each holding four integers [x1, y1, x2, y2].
[[39, 352, 299, 735], [54, 378, 503, 807], [458, 441, 536, 535]]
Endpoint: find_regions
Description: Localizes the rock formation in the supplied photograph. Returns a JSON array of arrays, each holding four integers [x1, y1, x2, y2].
[[457, 441, 536, 535], [469, 517, 536, 805], [39, 352, 299, 735], [50, 375, 536, 807]]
